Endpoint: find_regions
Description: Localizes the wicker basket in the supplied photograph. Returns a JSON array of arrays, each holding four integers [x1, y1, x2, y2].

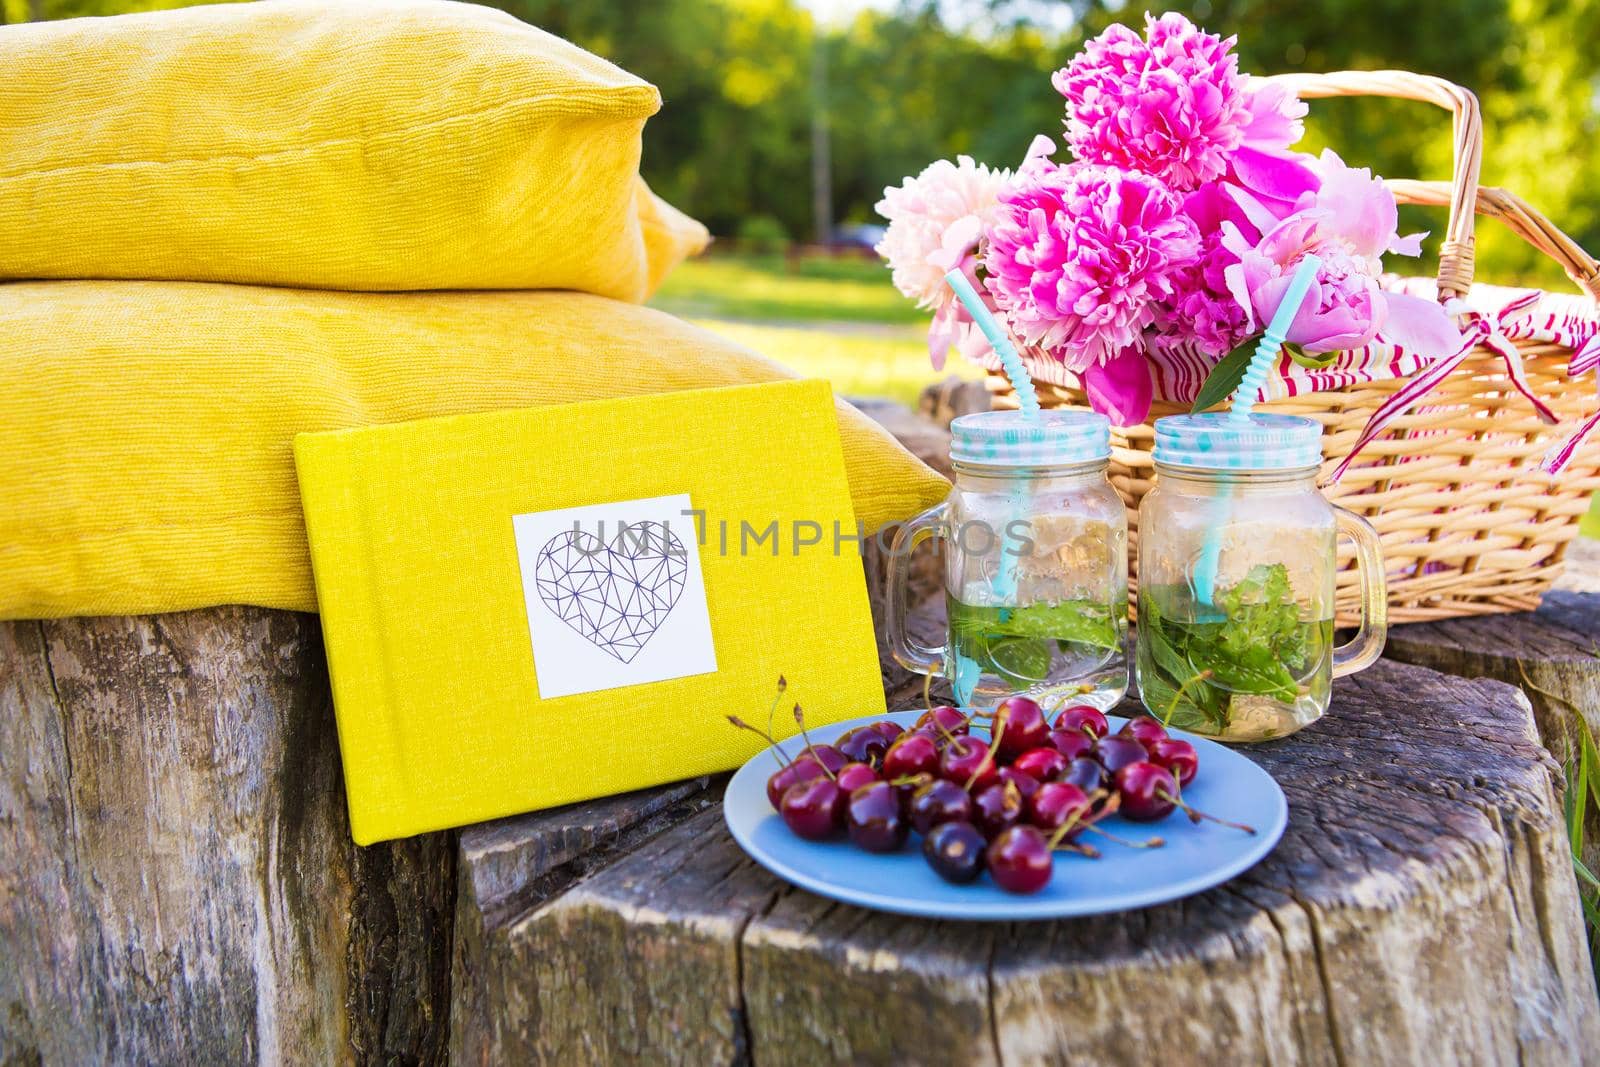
[[987, 71, 1600, 625]]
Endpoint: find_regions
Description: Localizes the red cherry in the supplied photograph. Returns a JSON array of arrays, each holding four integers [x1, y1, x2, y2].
[[893, 772, 935, 816], [996, 766, 1041, 800], [835, 727, 889, 767], [882, 731, 940, 779], [846, 781, 909, 852], [1092, 735, 1149, 774], [835, 762, 879, 793], [1061, 756, 1109, 794], [907, 778, 974, 834], [972, 780, 1027, 839], [765, 756, 825, 808], [872, 720, 906, 743], [1028, 781, 1094, 837], [1048, 729, 1094, 761], [990, 696, 1049, 761], [986, 825, 1054, 894], [1011, 747, 1068, 782], [914, 705, 970, 738], [1119, 714, 1169, 750], [1114, 762, 1178, 822], [802, 744, 849, 775], [1148, 738, 1199, 787], [1052, 705, 1109, 740], [938, 736, 998, 790], [779, 777, 843, 839]]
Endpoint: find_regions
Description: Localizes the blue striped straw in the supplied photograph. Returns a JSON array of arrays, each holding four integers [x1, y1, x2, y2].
[[945, 270, 1040, 420], [942, 269, 1039, 631], [1194, 254, 1323, 608]]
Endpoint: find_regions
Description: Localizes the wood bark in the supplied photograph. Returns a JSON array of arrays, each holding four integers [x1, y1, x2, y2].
[[1386, 585, 1600, 895], [449, 658, 1600, 1066], [0, 609, 455, 1066]]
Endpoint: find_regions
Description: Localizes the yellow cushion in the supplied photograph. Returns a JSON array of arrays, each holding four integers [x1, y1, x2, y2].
[[0, 280, 949, 620], [0, 0, 707, 297]]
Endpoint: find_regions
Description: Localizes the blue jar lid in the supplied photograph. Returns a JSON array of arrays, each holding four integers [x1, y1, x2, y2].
[[949, 409, 1111, 467], [1152, 412, 1323, 471]]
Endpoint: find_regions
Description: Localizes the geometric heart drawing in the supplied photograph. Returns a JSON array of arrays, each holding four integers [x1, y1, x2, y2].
[[533, 521, 688, 663]]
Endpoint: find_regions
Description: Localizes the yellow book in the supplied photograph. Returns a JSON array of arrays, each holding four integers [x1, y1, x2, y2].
[[294, 380, 884, 843]]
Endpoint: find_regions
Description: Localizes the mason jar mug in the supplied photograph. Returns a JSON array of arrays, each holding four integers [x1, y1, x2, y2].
[[1135, 413, 1388, 742], [886, 410, 1129, 709]]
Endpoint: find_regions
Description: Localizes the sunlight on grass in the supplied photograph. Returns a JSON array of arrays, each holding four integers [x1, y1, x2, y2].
[[688, 319, 983, 408], [653, 253, 924, 326]]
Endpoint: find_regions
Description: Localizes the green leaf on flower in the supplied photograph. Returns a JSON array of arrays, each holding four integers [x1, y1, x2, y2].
[[1190, 339, 1259, 414]]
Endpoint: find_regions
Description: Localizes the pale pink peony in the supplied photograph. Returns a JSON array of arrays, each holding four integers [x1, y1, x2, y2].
[[984, 162, 1200, 369], [1221, 154, 1462, 357], [1053, 13, 1302, 191], [875, 155, 1011, 312]]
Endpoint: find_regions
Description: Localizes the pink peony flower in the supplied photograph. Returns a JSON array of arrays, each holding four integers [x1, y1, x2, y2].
[[1053, 13, 1302, 191], [875, 155, 1011, 311], [984, 163, 1201, 369]]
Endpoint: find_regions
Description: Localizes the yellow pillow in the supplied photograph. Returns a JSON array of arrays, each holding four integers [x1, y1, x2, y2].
[[0, 0, 707, 298], [0, 280, 949, 620]]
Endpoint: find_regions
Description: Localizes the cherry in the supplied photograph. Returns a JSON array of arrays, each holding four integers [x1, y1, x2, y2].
[[907, 778, 974, 834], [1118, 714, 1169, 750], [986, 825, 1055, 894], [990, 696, 1048, 760], [882, 731, 941, 779], [1027, 781, 1095, 837], [1052, 705, 1109, 740], [778, 777, 842, 840], [996, 766, 1041, 800], [871, 720, 906, 743], [923, 821, 987, 884], [914, 705, 970, 738], [836, 727, 890, 767], [939, 736, 999, 790], [1048, 729, 1094, 761], [765, 756, 826, 808], [893, 772, 936, 816], [1148, 737, 1199, 787], [802, 744, 849, 776], [1092, 735, 1149, 774], [972, 780, 1026, 839], [835, 762, 879, 793], [1061, 757, 1109, 793], [1011, 746, 1068, 782], [846, 781, 909, 852], [1114, 763, 1254, 832]]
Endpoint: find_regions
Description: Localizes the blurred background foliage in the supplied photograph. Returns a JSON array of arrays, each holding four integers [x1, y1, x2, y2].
[[9, 0, 1597, 289]]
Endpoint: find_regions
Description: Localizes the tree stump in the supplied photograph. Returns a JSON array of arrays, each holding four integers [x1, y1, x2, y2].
[[0, 609, 454, 1065], [1386, 581, 1600, 899], [447, 658, 1600, 1066]]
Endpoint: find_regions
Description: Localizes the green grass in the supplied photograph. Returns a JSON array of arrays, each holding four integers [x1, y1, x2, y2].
[[652, 252, 926, 326], [650, 250, 981, 408], [1584, 495, 1600, 539], [686, 318, 982, 409]]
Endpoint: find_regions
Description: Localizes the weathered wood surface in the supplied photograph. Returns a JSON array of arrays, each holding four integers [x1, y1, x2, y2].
[[0, 609, 454, 1066], [449, 658, 1600, 1066]]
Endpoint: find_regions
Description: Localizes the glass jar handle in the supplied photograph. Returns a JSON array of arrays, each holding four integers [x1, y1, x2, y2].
[[1331, 506, 1388, 678], [886, 504, 947, 678]]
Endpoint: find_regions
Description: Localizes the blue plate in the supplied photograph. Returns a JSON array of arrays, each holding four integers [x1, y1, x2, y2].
[[723, 709, 1287, 920]]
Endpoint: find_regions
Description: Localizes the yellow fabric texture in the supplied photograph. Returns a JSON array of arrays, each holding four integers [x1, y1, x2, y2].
[[0, 280, 950, 621], [0, 0, 707, 298], [295, 379, 886, 842]]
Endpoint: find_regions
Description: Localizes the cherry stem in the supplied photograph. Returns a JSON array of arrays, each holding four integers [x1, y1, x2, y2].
[[792, 703, 837, 781], [1157, 789, 1255, 834], [1160, 668, 1215, 727], [1083, 825, 1165, 849], [1052, 839, 1101, 859], [726, 715, 791, 766], [767, 678, 786, 753]]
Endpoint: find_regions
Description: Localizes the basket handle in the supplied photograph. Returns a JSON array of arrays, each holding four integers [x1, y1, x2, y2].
[[1263, 71, 1485, 301], [1383, 179, 1600, 302]]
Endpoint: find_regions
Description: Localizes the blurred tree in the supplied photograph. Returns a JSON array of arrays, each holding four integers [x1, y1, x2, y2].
[[13, 0, 1598, 287]]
